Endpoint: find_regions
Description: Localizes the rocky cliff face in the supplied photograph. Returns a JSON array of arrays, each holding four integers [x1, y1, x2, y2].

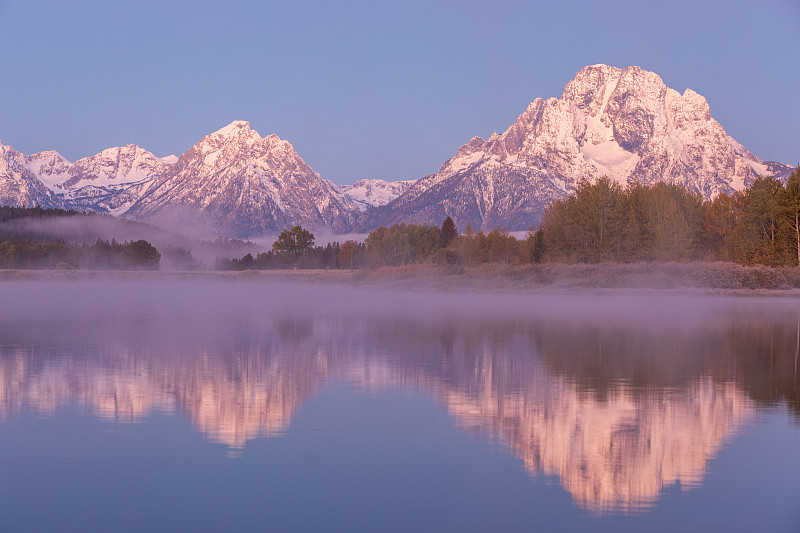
[[25, 145, 171, 215], [1, 65, 794, 235], [2, 123, 364, 237], [125, 121, 356, 236], [0, 142, 63, 209], [340, 178, 416, 211], [358, 65, 793, 231]]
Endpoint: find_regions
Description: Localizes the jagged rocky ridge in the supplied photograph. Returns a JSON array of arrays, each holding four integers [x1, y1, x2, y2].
[[0, 64, 794, 236], [0, 122, 408, 237], [358, 64, 794, 231], [0, 143, 64, 209], [123, 121, 358, 236], [25, 145, 174, 215], [340, 178, 416, 212]]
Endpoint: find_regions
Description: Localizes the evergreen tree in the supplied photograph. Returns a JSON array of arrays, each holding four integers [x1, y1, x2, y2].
[[440, 216, 458, 248]]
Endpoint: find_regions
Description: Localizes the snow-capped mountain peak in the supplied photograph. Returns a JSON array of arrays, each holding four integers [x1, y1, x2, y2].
[[206, 120, 261, 144], [1, 65, 794, 236], [124, 123, 357, 236], [356, 64, 794, 232], [27, 144, 169, 192], [0, 141, 64, 209], [340, 179, 417, 211]]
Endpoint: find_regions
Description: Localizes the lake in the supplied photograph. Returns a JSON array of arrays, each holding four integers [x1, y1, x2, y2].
[[1, 281, 798, 532]]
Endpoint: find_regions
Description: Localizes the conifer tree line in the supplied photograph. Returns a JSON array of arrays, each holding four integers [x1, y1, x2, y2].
[[224, 167, 800, 270], [0, 237, 161, 270], [0, 207, 161, 270]]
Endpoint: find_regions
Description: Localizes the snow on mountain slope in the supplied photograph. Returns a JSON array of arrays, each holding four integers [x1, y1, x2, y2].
[[0, 141, 63, 209], [125, 121, 356, 236], [2, 123, 360, 236], [340, 178, 416, 211], [2, 65, 794, 236], [358, 65, 794, 232], [25, 145, 170, 214]]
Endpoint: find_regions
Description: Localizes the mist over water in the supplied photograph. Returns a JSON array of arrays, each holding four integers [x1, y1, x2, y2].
[[1, 281, 799, 531], [0, 215, 259, 269]]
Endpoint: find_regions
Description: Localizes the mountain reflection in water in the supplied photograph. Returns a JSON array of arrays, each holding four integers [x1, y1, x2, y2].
[[0, 282, 798, 515]]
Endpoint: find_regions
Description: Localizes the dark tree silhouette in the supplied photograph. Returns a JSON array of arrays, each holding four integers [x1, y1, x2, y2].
[[441, 216, 458, 248], [123, 240, 161, 270], [272, 226, 315, 268]]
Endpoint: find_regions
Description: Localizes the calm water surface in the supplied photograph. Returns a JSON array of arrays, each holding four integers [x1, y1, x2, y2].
[[1, 281, 799, 532]]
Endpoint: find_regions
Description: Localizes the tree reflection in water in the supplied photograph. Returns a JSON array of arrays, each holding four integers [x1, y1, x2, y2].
[[0, 283, 798, 514]]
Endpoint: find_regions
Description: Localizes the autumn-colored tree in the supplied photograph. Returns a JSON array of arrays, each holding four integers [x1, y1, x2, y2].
[[364, 223, 441, 266], [454, 224, 488, 266], [704, 191, 745, 262], [620, 182, 652, 260], [539, 198, 571, 261], [540, 177, 626, 262], [645, 183, 704, 261], [339, 240, 362, 270], [486, 229, 515, 264], [739, 177, 787, 265], [783, 167, 800, 266]]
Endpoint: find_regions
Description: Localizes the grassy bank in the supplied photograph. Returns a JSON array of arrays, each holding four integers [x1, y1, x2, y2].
[[356, 262, 800, 292], [3, 262, 800, 293]]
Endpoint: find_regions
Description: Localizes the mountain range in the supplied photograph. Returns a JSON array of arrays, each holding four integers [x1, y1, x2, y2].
[[1, 65, 793, 237]]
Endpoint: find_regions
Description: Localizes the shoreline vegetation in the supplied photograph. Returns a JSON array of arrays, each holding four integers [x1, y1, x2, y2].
[[221, 170, 800, 273], [4, 169, 800, 293], [5, 262, 800, 294]]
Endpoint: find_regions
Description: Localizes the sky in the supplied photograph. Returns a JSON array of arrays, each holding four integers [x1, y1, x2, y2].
[[1, 0, 798, 185]]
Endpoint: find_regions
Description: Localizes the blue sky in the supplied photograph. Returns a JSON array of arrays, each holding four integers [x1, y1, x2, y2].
[[1, 0, 798, 184]]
